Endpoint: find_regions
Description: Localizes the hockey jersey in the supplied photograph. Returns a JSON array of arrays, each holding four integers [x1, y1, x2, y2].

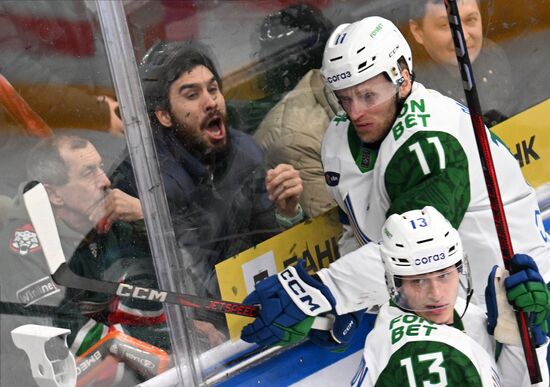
[[0, 193, 166, 386], [319, 82, 550, 311], [352, 299, 548, 387]]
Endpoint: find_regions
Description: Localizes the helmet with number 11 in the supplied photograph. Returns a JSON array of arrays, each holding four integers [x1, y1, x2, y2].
[[321, 17, 415, 144], [321, 16, 413, 91]]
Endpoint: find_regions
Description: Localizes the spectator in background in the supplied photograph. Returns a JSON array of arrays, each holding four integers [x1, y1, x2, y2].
[[408, 0, 514, 127], [232, 2, 334, 134], [0, 134, 165, 386], [140, 41, 304, 338], [254, 3, 339, 218]]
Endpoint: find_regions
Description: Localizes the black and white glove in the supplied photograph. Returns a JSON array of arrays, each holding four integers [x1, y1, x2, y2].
[[485, 254, 550, 346], [308, 309, 366, 352], [241, 260, 336, 347]]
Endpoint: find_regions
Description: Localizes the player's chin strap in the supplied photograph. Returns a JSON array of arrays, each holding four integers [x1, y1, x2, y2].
[[459, 261, 475, 320], [459, 286, 474, 320]]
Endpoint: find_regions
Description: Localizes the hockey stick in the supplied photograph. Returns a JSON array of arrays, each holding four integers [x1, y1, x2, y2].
[[23, 181, 333, 329], [0, 74, 53, 138], [443, 0, 541, 383], [22, 181, 259, 318]]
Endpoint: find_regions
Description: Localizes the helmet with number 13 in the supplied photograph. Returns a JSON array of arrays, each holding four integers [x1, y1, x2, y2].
[[380, 206, 473, 324]]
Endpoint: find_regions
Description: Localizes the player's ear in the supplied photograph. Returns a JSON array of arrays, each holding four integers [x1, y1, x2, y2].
[[155, 108, 173, 128], [398, 69, 413, 98], [409, 19, 424, 45], [44, 184, 64, 206]]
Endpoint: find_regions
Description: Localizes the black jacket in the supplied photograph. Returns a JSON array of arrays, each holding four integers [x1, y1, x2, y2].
[[154, 128, 280, 300]]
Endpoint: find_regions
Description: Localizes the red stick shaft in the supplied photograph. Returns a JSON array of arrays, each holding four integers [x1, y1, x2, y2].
[[443, 0, 541, 382]]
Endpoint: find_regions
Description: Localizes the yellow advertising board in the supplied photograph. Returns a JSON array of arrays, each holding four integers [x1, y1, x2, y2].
[[492, 98, 550, 188], [215, 207, 342, 340]]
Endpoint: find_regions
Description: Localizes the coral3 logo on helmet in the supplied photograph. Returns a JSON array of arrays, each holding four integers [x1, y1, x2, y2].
[[326, 71, 352, 85], [414, 252, 446, 267]]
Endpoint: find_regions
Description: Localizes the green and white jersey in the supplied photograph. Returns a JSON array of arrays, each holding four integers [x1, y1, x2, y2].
[[319, 82, 550, 310], [352, 300, 548, 387]]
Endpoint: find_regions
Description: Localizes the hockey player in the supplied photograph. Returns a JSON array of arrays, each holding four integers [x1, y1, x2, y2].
[[354, 207, 549, 386], [240, 16, 550, 352]]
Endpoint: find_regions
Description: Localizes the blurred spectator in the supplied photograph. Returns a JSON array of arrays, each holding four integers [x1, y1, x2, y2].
[[25, 134, 144, 231], [408, 0, 514, 127], [0, 134, 165, 386], [253, 3, 337, 217], [254, 69, 339, 217], [25, 134, 158, 331], [140, 41, 304, 335], [257, 2, 333, 103], [231, 2, 334, 133]]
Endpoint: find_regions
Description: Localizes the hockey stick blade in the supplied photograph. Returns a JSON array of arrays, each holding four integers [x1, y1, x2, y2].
[[22, 181, 259, 318]]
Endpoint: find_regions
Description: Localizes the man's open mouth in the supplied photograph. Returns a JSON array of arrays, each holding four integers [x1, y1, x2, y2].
[[203, 116, 226, 141]]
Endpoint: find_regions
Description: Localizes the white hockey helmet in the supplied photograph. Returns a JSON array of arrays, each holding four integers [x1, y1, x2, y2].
[[381, 206, 471, 312], [381, 206, 463, 277], [321, 16, 413, 91]]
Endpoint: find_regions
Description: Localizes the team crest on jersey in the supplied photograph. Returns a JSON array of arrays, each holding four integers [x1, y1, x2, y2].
[[10, 224, 41, 256], [325, 171, 340, 186]]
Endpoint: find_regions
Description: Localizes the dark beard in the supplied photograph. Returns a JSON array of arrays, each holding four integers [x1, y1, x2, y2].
[[170, 113, 231, 166], [200, 128, 231, 168]]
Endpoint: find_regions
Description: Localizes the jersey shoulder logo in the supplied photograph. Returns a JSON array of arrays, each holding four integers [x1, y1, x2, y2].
[[10, 223, 41, 256], [325, 171, 340, 186]]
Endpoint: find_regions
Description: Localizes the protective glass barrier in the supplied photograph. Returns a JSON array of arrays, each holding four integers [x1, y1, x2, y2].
[[122, 1, 550, 385], [0, 1, 174, 386], [1, 0, 550, 386]]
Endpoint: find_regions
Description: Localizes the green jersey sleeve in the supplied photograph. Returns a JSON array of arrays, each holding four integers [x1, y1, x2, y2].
[[384, 131, 470, 228], [375, 340, 483, 387]]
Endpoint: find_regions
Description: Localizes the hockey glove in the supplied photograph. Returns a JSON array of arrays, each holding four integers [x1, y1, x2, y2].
[[487, 254, 550, 346], [308, 309, 365, 352], [504, 254, 550, 345], [486, 265, 522, 345], [241, 260, 336, 347]]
